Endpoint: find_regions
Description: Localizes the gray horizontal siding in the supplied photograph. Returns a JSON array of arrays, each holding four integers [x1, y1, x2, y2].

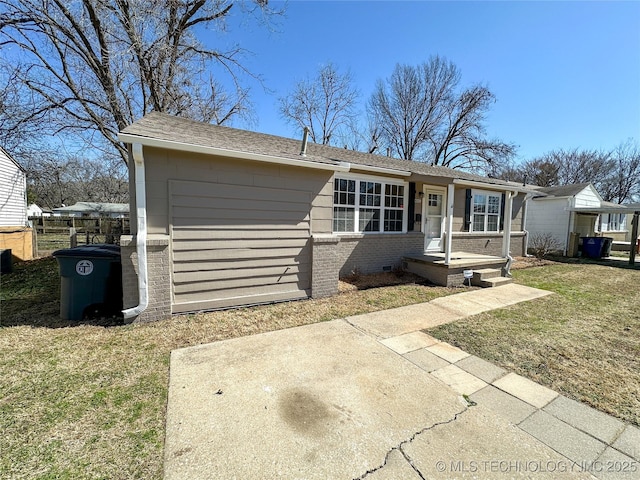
[[170, 179, 312, 310]]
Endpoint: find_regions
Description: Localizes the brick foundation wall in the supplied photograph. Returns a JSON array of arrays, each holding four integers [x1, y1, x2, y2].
[[336, 233, 424, 277], [403, 259, 506, 287], [451, 232, 526, 257], [311, 235, 340, 298], [120, 234, 171, 323]]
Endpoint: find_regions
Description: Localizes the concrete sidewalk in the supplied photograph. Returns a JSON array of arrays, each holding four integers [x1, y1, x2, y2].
[[164, 284, 639, 479]]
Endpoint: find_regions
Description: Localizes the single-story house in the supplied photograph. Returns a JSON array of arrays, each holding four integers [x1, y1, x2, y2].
[[52, 202, 129, 218], [526, 183, 637, 255], [118, 112, 533, 322], [0, 147, 32, 261]]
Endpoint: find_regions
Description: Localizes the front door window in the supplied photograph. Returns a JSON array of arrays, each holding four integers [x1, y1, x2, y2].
[[424, 188, 445, 251]]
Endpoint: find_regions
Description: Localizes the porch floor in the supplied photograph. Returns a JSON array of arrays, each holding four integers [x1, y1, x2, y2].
[[404, 251, 507, 268]]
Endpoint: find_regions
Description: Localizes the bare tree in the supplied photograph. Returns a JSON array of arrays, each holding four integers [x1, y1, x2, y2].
[[430, 85, 516, 172], [368, 58, 455, 161], [367, 56, 515, 171], [496, 143, 640, 203], [518, 158, 561, 186], [600, 140, 640, 204], [279, 63, 359, 145], [23, 151, 128, 208], [0, 0, 280, 165], [334, 114, 381, 154], [0, 63, 38, 153]]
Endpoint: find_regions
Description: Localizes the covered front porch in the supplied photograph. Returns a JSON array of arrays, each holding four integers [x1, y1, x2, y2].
[[402, 178, 527, 288], [402, 251, 512, 288]]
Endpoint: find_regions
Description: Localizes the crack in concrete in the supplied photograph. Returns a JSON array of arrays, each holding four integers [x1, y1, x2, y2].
[[352, 406, 469, 480]]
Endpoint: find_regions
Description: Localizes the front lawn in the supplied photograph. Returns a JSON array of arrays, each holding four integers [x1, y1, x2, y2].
[[0, 258, 456, 479], [428, 259, 640, 426], [1, 257, 637, 479]]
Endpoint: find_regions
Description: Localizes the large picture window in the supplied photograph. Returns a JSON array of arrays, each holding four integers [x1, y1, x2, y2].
[[472, 190, 501, 232], [333, 176, 406, 233]]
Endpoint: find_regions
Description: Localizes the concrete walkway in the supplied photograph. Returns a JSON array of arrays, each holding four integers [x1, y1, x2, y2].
[[164, 284, 639, 479]]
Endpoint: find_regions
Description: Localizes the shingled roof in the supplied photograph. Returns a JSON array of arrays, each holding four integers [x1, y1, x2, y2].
[[120, 112, 520, 189], [534, 183, 594, 198]]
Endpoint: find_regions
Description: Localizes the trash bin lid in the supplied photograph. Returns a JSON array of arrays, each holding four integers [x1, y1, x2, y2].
[[53, 244, 121, 259]]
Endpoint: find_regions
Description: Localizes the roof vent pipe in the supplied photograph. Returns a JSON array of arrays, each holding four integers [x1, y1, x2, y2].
[[300, 127, 310, 157], [386, 147, 391, 157]]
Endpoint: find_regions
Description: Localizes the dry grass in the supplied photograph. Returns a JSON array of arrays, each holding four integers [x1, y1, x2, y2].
[[0, 259, 456, 479], [3, 257, 638, 479], [428, 259, 640, 426]]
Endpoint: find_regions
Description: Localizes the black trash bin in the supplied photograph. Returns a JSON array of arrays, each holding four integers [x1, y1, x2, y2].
[[601, 237, 614, 258], [53, 245, 123, 320], [0, 249, 12, 274]]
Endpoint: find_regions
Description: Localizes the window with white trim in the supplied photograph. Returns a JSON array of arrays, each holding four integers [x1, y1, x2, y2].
[[333, 176, 406, 233], [604, 213, 627, 231], [472, 190, 501, 232]]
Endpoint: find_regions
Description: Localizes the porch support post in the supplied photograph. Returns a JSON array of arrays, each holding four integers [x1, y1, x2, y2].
[[629, 212, 639, 266], [444, 183, 455, 265], [502, 191, 513, 258]]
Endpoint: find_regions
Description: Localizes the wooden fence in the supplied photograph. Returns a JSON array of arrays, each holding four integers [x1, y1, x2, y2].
[[30, 216, 131, 256]]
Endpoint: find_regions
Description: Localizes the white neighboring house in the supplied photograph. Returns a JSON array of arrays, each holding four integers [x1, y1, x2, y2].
[[527, 183, 602, 254], [0, 147, 27, 227], [52, 202, 129, 218], [526, 183, 636, 254], [27, 203, 47, 217]]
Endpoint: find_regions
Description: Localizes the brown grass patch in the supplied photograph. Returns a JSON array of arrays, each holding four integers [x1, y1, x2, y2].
[[428, 261, 640, 426], [338, 270, 427, 292], [0, 263, 457, 479], [510, 256, 558, 270]]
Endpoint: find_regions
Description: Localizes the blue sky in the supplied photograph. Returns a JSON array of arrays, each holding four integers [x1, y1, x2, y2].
[[220, 0, 640, 163]]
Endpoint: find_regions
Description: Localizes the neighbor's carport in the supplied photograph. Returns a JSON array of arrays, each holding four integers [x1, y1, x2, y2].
[[571, 204, 640, 264]]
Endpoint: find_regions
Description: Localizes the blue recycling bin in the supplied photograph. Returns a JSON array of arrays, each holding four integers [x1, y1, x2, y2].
[[53, 245, 122, 320], [581, 237, 607, 259]]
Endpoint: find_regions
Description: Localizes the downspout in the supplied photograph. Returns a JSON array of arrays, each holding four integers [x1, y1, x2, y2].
[[522, 194, 531, 257], [122, 143, 148, 320]]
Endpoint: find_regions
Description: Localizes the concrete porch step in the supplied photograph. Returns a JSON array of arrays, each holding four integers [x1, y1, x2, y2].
[[472, 268, 503, 280], [477, 276, 514, 288], [471, 268, 513, 288]]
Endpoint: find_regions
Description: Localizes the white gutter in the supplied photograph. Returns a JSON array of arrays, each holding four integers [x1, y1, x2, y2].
[[348, 164, 411, 177], [122, 143, 148, 320], [453, 178, 522, 193], [118, 133, 350, 173]]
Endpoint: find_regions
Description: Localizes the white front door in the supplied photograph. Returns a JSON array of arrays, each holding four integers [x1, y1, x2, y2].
[[424, 187, 446, 251]]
